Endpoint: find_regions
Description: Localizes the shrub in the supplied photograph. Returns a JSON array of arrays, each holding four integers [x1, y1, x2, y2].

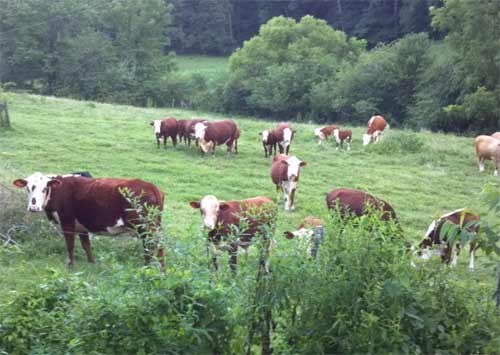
[[367, 132, 425, 154]]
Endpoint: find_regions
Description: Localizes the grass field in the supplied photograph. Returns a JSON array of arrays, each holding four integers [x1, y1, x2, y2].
[[1, 92, 499, 294], [174, 55, 228, 78]]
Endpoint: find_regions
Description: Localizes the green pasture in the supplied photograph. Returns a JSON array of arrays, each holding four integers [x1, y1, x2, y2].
[[0, 92, 498, 293], [174, 55, 228, 77]]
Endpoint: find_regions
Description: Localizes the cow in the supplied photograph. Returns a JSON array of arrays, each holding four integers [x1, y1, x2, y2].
[[475, 135, 500, 176], [178, 118, 206, 146], [333, 129, 352, 150], [190, 195, 276, 271], [363, 115, 388, 145], [194, 119, 240, 154], [416, 208, 480, 270], [326, 188, 397, 221], [259, 129, 278, 157], [13, 172, 165, 268], [284, 216, 325, 258], [314, 125, 339, 145], [491, 132, 500, 140], [271, 154, 307, 211], [150, 117, 178, 148], [275, 123, 296, 155]]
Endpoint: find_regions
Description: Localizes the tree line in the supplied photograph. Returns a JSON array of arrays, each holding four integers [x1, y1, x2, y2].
[[0, 0, 499, 133]]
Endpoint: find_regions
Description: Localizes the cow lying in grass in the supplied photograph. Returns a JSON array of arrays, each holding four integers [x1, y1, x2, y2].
[[284, 216, 325, 258]]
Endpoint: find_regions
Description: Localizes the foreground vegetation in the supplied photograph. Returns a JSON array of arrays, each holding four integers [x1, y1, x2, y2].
[[1, 93, 500, 353]]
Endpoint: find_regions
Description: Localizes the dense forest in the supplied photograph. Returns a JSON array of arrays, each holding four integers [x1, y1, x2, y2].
[[0, 0, 499, 133]]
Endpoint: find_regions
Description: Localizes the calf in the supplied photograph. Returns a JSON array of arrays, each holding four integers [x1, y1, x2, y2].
[[259, 129, 278, 157], [326, 188, 397, 221], [271, 154, 307, 211], [314, 125, 339, 145], [333, 129, 352, 150], [475, 135, 500, 175], [363, 115, 388, 145], [190, 195, 276, 271], [150, 117, 178, 148], [13, 172, 165, 268], [275, 123, 296, 155], [194, 119, 240, 154], [417, 209, 480, 270], [284, 216, 325, 258]]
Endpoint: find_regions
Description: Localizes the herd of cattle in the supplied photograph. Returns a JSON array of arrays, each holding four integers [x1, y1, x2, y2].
[[12, 114, 489, 271]]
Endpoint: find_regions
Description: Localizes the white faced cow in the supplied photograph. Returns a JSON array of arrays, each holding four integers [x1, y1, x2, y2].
[[194, 119, 240, 154], [13, 172, 165, 268], [271, 154, 307, 211], [275, 123, 296, 155]]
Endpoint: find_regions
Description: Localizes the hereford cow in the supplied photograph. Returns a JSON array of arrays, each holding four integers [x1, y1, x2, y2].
[[284, 216, 325, 258], [190, 195, 276, 271], [271, 154, 307, 211], [194, 119, 240, 154], [326, 188, 397, 221], [259, 129, 278, 157], [178, 118, 206, 146], [416, 209, 480, 270], [13, 172, 165, 268], [333, 129, 352, 150], [363, 115, 388, 145], [150, 117, 178, 148], [314, 125, 339, 145], [476, 135, 500, 176], [275, 123, 296, 155]]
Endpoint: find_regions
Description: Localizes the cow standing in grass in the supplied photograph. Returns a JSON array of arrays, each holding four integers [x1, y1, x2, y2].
[[194, 120, 240, 154], [416, 209, 480, 270], [475, 135, 500, 175], [13, 172, 165, 268], [271, 154, 306, 211], [178, 118, 206, 146], [259, 129, 278, 157], [363, 115, 388, 145], [275, 123, 296, 155], [190, 195, 276, 271], [151, 117, 178, 148], [333, 129, 352, 150], [314, 125, 339, 145]]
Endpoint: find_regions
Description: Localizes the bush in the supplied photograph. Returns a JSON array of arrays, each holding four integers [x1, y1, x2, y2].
[[367, 132, 426, 155]]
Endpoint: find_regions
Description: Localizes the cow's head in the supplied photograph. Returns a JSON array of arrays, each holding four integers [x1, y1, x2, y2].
[[283, 127, 295, 144], [281, 156, 306, 181], [194, 122, 208, 140], [414, 220, 445, 260], [314, 128, 324, 139], [13, 172, 61, 212], [284, 228, 313, 240], [260, 130, 270, 143], [362, 133, 372, 146], [150, 120, 162, 137], [190, 195, 230, 230]]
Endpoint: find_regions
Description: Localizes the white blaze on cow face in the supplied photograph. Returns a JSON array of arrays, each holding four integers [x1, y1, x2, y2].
[[152, 120, 162, 135], [194, 195, 221, 230], [261, 130, 270, 142], [13, 172, 61, 212], [362, 133, 372, 145], [194, 122, 208, 140], [286, 156, 304, 181], [283, 127, 292, 145]]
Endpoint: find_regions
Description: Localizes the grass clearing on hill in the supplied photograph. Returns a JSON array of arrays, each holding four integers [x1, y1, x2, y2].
[[1, 93, 500, 353]]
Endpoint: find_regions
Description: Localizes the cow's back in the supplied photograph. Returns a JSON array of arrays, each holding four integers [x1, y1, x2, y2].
[[476, 135, 500, 158], [206, 120, 238, 144], [433, 210, 479, 243], [275, 123, 293, 141], [326, 188, 396, 220], [161, 118, 178, 136], [367, 116, 387, 134], [321, 125, 338, 136]]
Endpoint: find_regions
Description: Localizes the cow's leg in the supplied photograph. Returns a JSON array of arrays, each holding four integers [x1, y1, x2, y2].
[[272, 143, 277, 156], [478, 157, 485, 172], [450, 245, 460, 268], [347, 139, 351, 151], [234, 139, 238, 154], [469, 244, 476, 271], [494, 158, 499, 176], [156, 137, 160, 148], [79, 233, 95, 263], [142, 238, 152, 265], [172, 134, 177, 147], [263, 142, 268, 157], [229, 243, 239, 272], [62, 222, 76, 267], [283, 189, 290, 211], [278, 144, 284, 154], [290, 188, 296, 211], [285, 144, 290, 155], [163, 135, 167, 148]]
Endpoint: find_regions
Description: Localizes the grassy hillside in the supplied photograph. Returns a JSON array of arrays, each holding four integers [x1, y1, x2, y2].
[[174, 55, 228, 78], [1, 93, 499, 353]]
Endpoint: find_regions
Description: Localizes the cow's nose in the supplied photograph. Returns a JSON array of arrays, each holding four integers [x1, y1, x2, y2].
[[28, 206, 41, 212]]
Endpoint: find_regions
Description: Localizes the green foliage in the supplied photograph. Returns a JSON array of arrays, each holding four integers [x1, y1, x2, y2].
[[227, 15, 365, 118], [367, 132, 425, 155]]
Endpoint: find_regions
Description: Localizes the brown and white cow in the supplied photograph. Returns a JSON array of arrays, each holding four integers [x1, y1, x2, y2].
[[13, 172, 165, 268], [475, 135, 500, 176], [150, 117, 178, 148], [363, 115, 388, 145], [326, 188, 397, 221], [194, 119, 240, 154], [416, 208, 480, 270], [259, 129, 278, 157], [284, 216, 325, 258], [333, 129, 352, 150], [190, 195, 276, 271], [271, 154, 307, 211], [275, 123, 296, 155], [314, 125, 339, 145], [178, 118, 207, 146]]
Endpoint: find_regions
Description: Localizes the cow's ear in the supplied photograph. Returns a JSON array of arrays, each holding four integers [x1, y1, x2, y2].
[[190, 201, 201, 209], [300, 161, 307, 167], [47, 179, 62, 187], [13, 179, 27, 188], [220, 203, 230, 211], [284, 231, 295, 239]]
